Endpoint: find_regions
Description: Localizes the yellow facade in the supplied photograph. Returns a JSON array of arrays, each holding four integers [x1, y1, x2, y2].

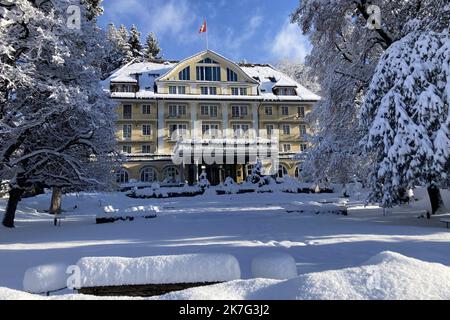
[[109, 50, 319, 185]]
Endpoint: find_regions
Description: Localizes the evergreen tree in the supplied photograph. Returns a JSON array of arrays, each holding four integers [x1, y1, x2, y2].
[[144, 32, 161, 60], [117, 24, 133, 63], [361, 28, 450, 209], [128, 24, 143, 60]]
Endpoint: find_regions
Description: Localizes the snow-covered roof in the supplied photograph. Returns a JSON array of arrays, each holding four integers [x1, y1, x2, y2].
[[104, 60, 176, 88], [104, 54, 320, 102], [240, 65, 321, 101]]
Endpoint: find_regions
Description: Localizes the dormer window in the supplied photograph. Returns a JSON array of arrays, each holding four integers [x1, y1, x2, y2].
[[276, 87, 297, 96]]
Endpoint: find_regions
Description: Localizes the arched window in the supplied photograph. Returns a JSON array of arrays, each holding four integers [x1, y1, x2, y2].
[[163, 166, 180, 182], [140, 167, 157, 183], [278, 165, 288, 178], [116, 169, 129, 184]]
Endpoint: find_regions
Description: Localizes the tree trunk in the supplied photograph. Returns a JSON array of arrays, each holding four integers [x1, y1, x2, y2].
[[2, 188, 24, 228], [49, 187, 62, 215], [427, 185, 442, 216]]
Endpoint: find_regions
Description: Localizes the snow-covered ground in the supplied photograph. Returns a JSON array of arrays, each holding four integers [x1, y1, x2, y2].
[[0, 188, 449, 299]]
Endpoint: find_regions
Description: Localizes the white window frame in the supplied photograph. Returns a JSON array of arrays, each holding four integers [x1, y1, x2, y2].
[[142, 124, 152, 136], [122, 124, 132, 139], [169, 123, 188, 140], [281, 106, 289, 116], [283, 144, 292, 152], [123, 105, 132, 119], [142, 104, 151, 115], [265, 106, 273, 116], [141, 144, 152, 154], [282, 124, 291, 135], [122, 145, 132, 154]]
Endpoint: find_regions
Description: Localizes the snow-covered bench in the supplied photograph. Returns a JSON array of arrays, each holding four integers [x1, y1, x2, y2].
[[75, 254, 241, 297], [440, 218, 450, 229], [96, 205, 158, 224]]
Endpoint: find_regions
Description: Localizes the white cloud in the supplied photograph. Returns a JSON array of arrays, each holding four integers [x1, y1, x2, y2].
[[269, 20, 311, 63]]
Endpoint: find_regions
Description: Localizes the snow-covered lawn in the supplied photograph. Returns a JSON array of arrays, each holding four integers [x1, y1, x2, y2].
[[0, 189, 449, 299]]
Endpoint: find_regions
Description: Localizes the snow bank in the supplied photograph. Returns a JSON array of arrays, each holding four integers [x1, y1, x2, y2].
[[76, 254, 241, 288], [23, 263, 68, 294], [158, 252, 450, 300], [0, 287, 44, 300], [251, 253, 297, 280], [440, 189, 450, 211]]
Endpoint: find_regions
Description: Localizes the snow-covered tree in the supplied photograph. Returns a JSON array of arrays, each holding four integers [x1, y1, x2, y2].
[[117, 24, 133, 63], [249, 158, 263, 184], [0, 0, 118, 228], [143, 32, 161, 60], [128, 24, 143, 61], [361, 28, 450, 210], [291, 0, 448, 186]]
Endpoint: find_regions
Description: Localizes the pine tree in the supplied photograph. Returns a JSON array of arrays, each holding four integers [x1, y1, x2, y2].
[[144, 32, 161, 60], [361, 28, 450, 209], [117, 24, 133, 63], [128, 25, 143, 61]]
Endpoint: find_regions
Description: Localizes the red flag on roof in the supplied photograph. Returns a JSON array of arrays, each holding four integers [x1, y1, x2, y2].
[[199, 19, 207, 33]]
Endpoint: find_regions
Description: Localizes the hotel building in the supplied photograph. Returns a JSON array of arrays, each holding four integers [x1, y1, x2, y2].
[[105, 50, 320, 185]]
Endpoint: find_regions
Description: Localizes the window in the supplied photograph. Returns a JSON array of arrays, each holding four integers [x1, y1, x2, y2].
[[202, 124, 219, 138], [200, 87, 217, 95], [122, 124, 132, 139], [169, 86, 186, 94], [169, 124, 188, 140], [201, 105, 218, 117], [142, 105, 151, 115], [142, 124, 152, 136], [123, 105, 132, 119], [141, 145, 152, 153], [282, 125, 291, 135], [116, 169, 129, 183], [299, 124, 307, 136], [283, 144, 292, 152], [231, 105, 248, 117], [179, 66, 190, 80], [178, 86, 186, 94], [281, 106, 289, 116], [278, 88, 296, 96], [169, 86, 177, 94], [298, 106, 305, 118], [278, 165, 288, 178], [163, 167, 180, 182], [140, 167, 157, 182], [227, 68, 238, 82], [266, 125, 274, 137], [231, 87, 247, 96], [196, 66, 221, 81], [199, 58, 218, 64], [122, 145, 131, 154], [300, 144, 308, 152], [168, 105, 186, 117], [265, 106, 273, 116], [232, 124, 250, 138]]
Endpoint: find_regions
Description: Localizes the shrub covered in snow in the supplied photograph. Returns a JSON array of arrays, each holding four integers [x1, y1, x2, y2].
[[251, 253, 298, 280], [198, 170, 210, 190], [76, 254, 241, 288], [23, 263, 69, 294]]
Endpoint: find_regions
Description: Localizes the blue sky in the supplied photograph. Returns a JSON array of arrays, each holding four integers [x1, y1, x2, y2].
[[98, 0, 311, 64]]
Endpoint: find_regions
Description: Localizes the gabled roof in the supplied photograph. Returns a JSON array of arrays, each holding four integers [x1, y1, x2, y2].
[[156, 50, 259, 85]]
